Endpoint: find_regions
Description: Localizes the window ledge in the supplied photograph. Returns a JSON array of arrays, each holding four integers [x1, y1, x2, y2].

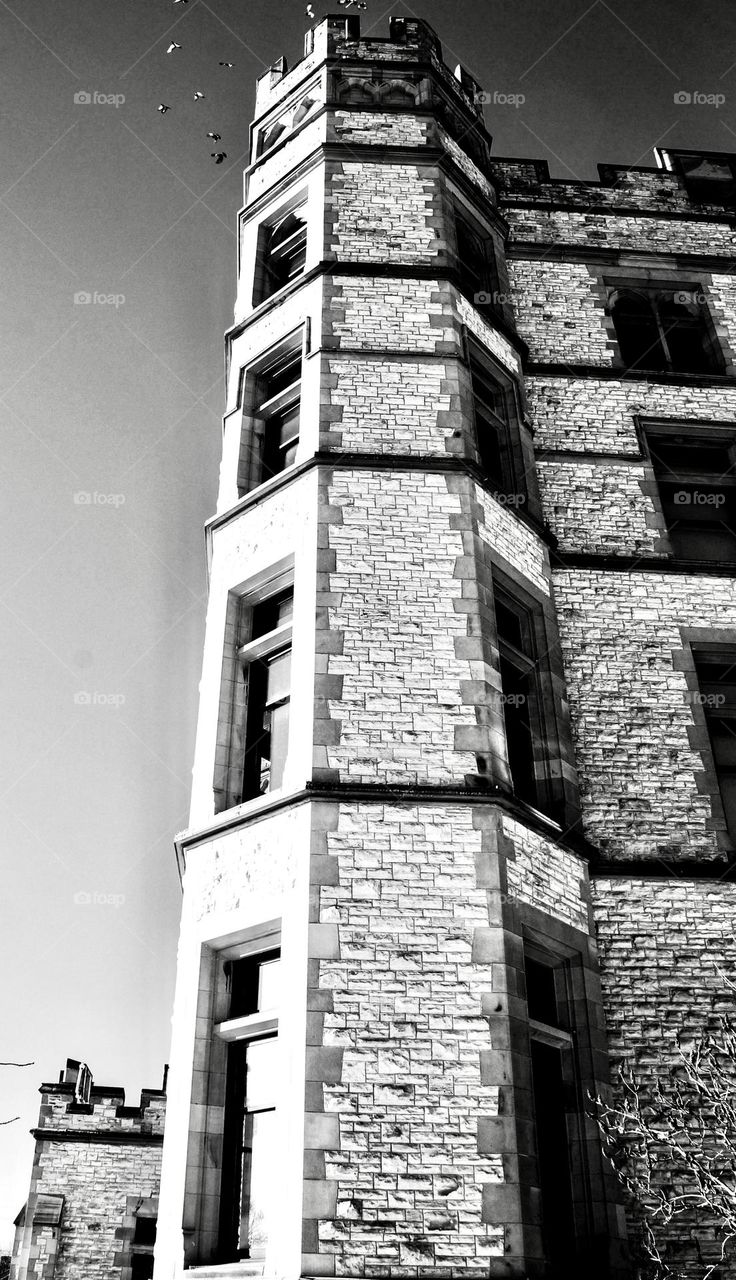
[[215, 1013, 278, 1042], [238, 623, 292, 664], [184, 1266, 265, 1278]]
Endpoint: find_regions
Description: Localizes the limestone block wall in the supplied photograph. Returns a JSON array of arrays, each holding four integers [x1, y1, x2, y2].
[[554, 570, 736, 861], [506, 260, 615, 365], [538, 459, 661, 557], [304, 800, 603, 1278], [501, 815, 589, 933], [315, 468, 552, 788], [326, 162, 438, 264], [489, 158, 730, 215], [12, 1082, 164, 1280], [507, 207, 736, 257], [316, 468, 478, 786], [322, 354, 457, 455], [326, 276, 455, 353], [312, 801, 505, 1275], [528, 376, 736, 454], [330, 110, 430, 149], [30, 1143, 160, 1280]]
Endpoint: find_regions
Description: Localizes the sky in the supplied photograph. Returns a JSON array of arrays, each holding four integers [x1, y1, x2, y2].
[[1, 0, 736, 1250]]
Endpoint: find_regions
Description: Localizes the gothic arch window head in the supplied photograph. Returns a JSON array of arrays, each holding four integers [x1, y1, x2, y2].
[[376, 78, 419, 107], [336, 76, 378, 105], [608, 283, 724, 375]]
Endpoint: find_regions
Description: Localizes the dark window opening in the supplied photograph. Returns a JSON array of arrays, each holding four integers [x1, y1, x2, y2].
[[240, 589, 293, 801], [292, 96, 316, 127], [255, 349, 301, 484], [256, 121, 287, 158], [495, 588, 548, 811], [609, 285, 723, 374], [645, 428, 736, 563], [531, 1041, 576, 1271], [524, 951, 578, 1278], [668, 151, 736, 206], [255, 209, 307, 305], [455, 214, 499, 314], [131, 1258, 155, 1280], [226, 949, 281, 1020], [525, 956, 560, 1028], [133, 1217, 157, 1247], [693, 647, 736, 844], [469, 354, 520, 496], [219, 951, 281, 1264]]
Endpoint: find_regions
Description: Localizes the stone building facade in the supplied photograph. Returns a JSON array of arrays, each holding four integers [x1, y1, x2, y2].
[[11, 1060, 165, 1280], [152, 13, 736, 1280]]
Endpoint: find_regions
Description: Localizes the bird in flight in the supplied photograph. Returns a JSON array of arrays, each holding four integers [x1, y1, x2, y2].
[[158, 103, 171, 113], [167, 42, 182, 53], [219, 61, 234, 68], [211, 152, 227, 163], [172, 0, 188, 5], [206, 131, 222, 141], [306, 4, 315, 16], [193, 91, 205, 100]]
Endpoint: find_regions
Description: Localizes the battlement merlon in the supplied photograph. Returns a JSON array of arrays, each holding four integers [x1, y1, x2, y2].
[[253, 13, 486, 124], [36, 1058, 167, 1132], [489, 148, 736, 215]]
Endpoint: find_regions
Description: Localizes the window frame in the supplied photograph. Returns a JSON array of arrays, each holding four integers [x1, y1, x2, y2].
[[640, 420, 736, 564], [657, 147, 736, 207], [237, 328, 305, 496], [181, 922, 284, 1270], [217, 945, 282, 1265], [691, 642, 736, 849], [492, 577, 556, 817], [253, 200, 308, 307], [467, 340, 527, 502], [453, 205, 500, 316], [522, 937, 595, 1277], [238, 587, 293, 802], [605, 277, 725, 375], [213, 561, 295, 815], [253, 86, 319, 161]]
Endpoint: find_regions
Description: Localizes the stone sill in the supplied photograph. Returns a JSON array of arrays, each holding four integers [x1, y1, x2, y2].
[[183, 1266, 265, 1278]]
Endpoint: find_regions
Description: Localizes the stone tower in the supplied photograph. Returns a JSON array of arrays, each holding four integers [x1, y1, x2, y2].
[[155, 14, 736, 1280]]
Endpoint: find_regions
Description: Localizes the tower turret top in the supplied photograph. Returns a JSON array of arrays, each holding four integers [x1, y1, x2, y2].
[[254, 12, 485, 124]]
